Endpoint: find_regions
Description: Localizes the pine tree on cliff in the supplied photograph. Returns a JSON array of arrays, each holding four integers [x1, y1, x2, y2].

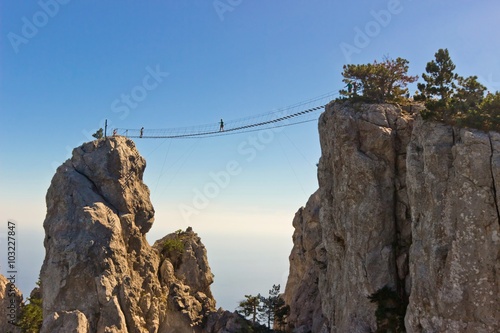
[[238, 294, 261, 325], [340, 57, 418, 103], [17, 279, 43, 333], [258, 284, 288, 329], [480, 92, 500, 128], [417, 48, 457, 105], [415, 48, 487, 122]]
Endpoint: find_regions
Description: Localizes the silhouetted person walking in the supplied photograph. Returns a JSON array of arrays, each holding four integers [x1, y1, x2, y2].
[[219, 119, 224, 132], [140, 127, 144, 138]]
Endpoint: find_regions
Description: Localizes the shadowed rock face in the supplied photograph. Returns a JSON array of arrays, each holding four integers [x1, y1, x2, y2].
[[285, 102, 499, 333], [39, 137, 217, 333], [283, 190, 328, 333]]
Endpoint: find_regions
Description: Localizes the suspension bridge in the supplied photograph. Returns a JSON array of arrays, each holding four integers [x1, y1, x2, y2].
[[113, 91, 337, 139]]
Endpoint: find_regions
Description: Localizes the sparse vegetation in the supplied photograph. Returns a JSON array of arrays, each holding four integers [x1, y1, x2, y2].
[[340, 57, 418, 103], [368, 285, 407, 333], [339, 49, 500, 132], [17, 280, 43, 333], [92, 128, 104, 139], [415, 48, 500, 131], [237, 284, 290, 332], [163, 237, 184, 255]]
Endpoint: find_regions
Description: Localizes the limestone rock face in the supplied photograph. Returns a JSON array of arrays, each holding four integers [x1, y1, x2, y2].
[[0, 273, 23, 333], [316, 102, 414, 332], [283, 190, 328, 333], [285, 101, 499, 332], [405, 120, 500, 332], [153, 230, 216, 332], [39, 137, 217, 333]]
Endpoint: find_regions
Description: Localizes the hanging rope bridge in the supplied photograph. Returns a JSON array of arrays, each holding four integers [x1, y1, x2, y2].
[[114, 91, 338, 139]]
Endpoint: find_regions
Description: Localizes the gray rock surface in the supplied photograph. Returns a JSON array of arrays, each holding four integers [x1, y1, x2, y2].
[[205, 309, 254, 333], [283, 190, 328, 333], [405, 120, 500, 332], [285, 101, 499, 332], [39, 137, 219, 333], [154, 230, 216, 333], [316, 102, 414, 332], [0, 273, 23, 333]]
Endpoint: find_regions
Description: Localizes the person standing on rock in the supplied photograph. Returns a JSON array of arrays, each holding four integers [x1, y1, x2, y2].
[[140, 127, 144, 138]]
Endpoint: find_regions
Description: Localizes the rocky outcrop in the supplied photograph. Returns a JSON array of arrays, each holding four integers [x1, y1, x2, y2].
[[153, 230, 216, 332], [0, 274, 23, 333], [283, 190, 328, 333], [285, 101, 500, 332], [405, 120, 500, 332], [39, 137, 219, 333], [316, 102, 414, 332], [205, 309, 256, 333]]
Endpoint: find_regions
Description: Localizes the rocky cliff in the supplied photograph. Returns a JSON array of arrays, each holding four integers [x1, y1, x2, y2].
[[405, 120, 500, 332], [39, 137, 239, 333], [0, 273, 23, 333], [284, 101, 500, 332], [283, 190, 328, 333]]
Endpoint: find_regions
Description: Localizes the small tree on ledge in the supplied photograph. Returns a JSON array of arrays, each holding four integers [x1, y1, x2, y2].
[[238, 294, 261, 325], [340, 57, 418, 103], [92, 128, 104, 139]]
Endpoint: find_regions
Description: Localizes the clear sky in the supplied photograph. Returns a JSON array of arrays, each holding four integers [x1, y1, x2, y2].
[[1, 0, 499, 311]]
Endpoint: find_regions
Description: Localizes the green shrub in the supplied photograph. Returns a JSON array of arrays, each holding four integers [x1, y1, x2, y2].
[[163, 237, 184, 254], [368, 286, 407, 333], [18, 282, 43, 333], [92, 128, 104, 139]]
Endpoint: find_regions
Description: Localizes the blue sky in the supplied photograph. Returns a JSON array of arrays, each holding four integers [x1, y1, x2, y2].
[[1, 0, 499, 311]]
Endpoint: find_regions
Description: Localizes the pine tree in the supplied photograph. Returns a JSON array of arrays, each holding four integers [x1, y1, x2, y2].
[[417, 48, 457, 103], [238, 294, 261, 325], [454, 75, 487, 112], [340, 57, 417, 103], [18, 280, 43, 333], [416, 48, 489, 125], [478, 92, 500, 131], [258, 284, 290, 331]]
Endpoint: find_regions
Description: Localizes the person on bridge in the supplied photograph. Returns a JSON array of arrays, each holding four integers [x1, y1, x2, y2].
[[219, 119, 224, 132], [140, 127, 144, 138]]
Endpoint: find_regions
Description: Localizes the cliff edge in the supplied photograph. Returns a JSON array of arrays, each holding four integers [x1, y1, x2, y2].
[[284, 101, 500, 332]]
